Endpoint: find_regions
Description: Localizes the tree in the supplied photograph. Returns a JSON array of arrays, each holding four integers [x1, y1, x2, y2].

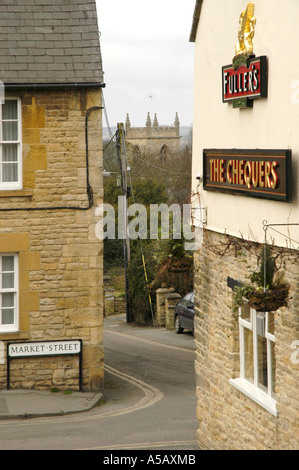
[[102, 133, 193, 323]]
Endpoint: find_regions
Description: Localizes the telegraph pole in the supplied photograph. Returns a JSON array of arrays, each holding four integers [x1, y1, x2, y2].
[[116, 123, 131, 322]]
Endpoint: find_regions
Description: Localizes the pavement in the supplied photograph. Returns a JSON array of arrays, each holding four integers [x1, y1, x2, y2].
[[0, 314, 194, 420], [0, 389, 103, 420]]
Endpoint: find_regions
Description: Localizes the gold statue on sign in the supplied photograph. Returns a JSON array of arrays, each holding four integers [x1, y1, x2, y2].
[[235, 3, 256, 58]]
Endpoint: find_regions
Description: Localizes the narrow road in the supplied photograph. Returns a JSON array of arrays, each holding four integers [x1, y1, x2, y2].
[[0, 315, 198, 450]]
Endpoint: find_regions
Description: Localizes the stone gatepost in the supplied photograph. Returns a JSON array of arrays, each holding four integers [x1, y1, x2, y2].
[[155, 284, 170, 326], [104, 288, 115, 317], [165, 288, 181, 330]]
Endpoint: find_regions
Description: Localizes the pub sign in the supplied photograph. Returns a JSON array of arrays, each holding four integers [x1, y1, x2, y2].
[[223, 3, 268, 108], [203, 149, 292, 202], [222, 55, 267, 107]]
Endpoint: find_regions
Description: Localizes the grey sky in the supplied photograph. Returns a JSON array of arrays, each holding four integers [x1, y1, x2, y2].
[[96, 0, 195, 128]]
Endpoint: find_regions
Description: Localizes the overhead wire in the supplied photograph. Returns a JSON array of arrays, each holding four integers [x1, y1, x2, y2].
[[101, 89, 115, 140], [132, 153, 191, 175], [103, 131, 117, 152]]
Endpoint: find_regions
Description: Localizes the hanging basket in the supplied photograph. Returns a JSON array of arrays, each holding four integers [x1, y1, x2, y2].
[[246, 285, 290, 312]]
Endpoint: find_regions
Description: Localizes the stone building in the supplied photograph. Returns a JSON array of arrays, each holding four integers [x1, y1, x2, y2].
[[125, 112, 181, 159], [190, 0, 298, 449], [0, 1, 104, 391]]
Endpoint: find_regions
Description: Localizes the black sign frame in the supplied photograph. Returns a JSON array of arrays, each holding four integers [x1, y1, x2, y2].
[[222, 56, 268, 105], [203, 149, 292, 202]]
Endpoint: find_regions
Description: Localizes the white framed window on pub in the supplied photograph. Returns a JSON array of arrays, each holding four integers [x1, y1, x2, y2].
[[0, 98, 22, 190], [229, 302, 277, 416], [0, 254, 19, 332]]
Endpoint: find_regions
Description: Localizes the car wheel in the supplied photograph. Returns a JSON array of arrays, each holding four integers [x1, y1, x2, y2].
[[175, 315, 183, 334]]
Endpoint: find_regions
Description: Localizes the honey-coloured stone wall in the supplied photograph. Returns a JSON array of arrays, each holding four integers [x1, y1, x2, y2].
[[0, 87, 104, 392], [194, 230, 299, 450]]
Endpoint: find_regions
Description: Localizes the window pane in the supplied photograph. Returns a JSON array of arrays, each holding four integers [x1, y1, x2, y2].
[[3, 145, 18, 162], [2, 256, 14, 271], [270, 341, 276, 399], [258, 334, 268, 392], [2, 162, 18, 182], [2, 308, 14, 324], [2, 121, 18, 141], [1, 146, 18, 182], [2, 272, 14, 288], [0, 254, 17, 330], [241, 302, 251, 322], [256, 312, 266, 337], [2, 292, 14, 307], [244, 327, 254, 383], [2, 256, 15, 289], [2, 101, 17, 120]]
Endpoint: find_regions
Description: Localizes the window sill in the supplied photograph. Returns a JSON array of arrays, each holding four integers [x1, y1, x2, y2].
[[0, 331, 29, 340], [0, 328, 19, 335], [229, 378, 277, 416], [0, 190, 33, 198]]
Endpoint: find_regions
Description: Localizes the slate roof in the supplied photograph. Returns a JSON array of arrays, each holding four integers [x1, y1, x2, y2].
[[0, 0, 103, 85]]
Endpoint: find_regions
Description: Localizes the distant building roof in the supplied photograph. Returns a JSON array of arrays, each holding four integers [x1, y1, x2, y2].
[[0, 0, 103, 85]]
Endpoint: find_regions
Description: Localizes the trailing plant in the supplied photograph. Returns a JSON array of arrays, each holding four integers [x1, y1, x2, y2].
[[248, 245, 276, 290], [232, 284, 255, 315], [232, 245, 290, 314]]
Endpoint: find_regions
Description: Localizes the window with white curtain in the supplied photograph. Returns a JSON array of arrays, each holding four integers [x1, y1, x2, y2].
[[0, 254, 19, 332], [0, 99, 22, 189], [229, 302, 277, 416]]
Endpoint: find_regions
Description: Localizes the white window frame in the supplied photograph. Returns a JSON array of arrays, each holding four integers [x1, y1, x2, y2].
[[230, 303, 277, 416], [0, 98, 22, 190], [0, 253, 19, 332]]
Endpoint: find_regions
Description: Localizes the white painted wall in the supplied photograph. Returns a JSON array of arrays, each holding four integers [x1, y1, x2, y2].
[[192, 0, 299, 247]]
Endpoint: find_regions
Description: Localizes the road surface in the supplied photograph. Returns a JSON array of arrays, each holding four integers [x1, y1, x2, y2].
[[0, 314, 198, 451]]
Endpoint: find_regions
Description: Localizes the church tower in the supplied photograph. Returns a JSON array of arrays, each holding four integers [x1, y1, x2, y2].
[[125, 113, 181, 157]]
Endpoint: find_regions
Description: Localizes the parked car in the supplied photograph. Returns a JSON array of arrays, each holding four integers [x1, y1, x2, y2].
[[174, 292, 194, 334]]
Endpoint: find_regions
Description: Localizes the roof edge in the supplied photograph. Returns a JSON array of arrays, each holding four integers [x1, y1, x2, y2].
[[189, 0, 203, 42], [4, 82, 106, 89]]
